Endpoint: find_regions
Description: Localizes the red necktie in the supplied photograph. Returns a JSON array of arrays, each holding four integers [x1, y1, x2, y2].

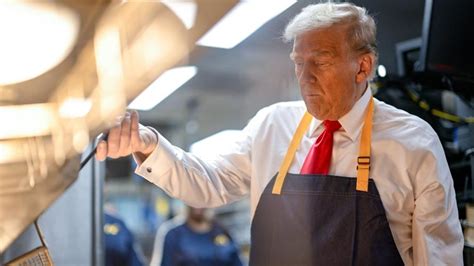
[[300, 120, 341, 175]]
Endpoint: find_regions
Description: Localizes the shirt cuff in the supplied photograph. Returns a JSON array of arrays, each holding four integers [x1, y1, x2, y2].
[[134, 129, 177, 179]]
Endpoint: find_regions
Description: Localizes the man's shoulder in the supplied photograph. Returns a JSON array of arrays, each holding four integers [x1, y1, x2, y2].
[[373, 98, 439, 149]]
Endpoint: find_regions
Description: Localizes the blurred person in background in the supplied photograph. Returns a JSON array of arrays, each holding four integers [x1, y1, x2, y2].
[[104, 204, 146, 266], [150, 206, 242, 266]]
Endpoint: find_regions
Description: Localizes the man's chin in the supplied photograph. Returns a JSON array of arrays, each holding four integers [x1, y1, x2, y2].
[[307, 108, 327, 120]]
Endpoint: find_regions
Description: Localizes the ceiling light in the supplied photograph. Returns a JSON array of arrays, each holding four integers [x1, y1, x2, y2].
[[0, 2, 79, 85], [197, 0, 296, 49], [377, 65, 387, 78], [128, 66, 197, 110]]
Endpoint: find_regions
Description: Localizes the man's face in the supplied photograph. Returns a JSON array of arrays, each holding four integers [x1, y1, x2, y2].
[[188, 207, 213, 223], [291, 24, 368, 120]]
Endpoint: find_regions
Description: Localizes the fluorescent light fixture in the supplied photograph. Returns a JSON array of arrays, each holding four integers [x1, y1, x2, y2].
[[0, 104, 54, 139], [197, 0, 296, 49], [128, 66, 197, 110], [161, 0, 197, 29], [0, 2, 79, 85]]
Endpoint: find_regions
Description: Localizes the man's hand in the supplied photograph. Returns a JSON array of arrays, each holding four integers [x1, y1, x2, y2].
[[96, 110, 158, 161]]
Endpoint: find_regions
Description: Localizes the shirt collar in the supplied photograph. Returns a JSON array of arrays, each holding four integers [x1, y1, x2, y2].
[[308, 85, 372, 141]]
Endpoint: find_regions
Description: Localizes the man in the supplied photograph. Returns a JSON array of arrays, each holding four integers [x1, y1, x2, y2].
[[97, 2, 463, 265]]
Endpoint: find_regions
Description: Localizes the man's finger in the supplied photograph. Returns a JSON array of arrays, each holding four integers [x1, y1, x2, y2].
[[107, 117, 123, 155], [95, 140, 108, 161], [119, 112, 132, 156], [130, 110, 141, 151]]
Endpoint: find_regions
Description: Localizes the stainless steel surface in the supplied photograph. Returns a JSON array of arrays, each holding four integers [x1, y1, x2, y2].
[[0, 0, 237, 253], [2, 149, 97, 264], [92, 142, 105, 266], [0, 155, 80, 252]]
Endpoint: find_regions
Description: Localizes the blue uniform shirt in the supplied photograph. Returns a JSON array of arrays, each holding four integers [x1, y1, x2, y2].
[[104, 213, 144, 266], [161, 223, 242, 266]]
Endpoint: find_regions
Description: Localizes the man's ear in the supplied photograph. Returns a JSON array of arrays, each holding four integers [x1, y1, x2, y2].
[[355, 53, 374, 83]]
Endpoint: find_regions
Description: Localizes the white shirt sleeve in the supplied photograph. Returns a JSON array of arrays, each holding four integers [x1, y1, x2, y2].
[[410, 134, 464, 265], [134, 108, 270, 208]]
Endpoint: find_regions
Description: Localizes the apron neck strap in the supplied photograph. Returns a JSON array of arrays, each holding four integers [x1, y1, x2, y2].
[[355, 96, 374, 192], [272, 97, 374, 195], [271, 111, 312, 194]]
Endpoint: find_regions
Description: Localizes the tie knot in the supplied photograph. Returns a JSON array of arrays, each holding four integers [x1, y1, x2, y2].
[[323, 120, 341, 132]]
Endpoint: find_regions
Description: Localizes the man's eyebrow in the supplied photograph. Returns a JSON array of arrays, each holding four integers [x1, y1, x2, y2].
[[310, 50, 335, 57], [289, 50, 335, 60]]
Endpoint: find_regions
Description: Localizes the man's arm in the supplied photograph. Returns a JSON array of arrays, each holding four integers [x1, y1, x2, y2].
[[135, 129, 252, 208], [411, 136, 464, 265], [96, 110, 258, 208]]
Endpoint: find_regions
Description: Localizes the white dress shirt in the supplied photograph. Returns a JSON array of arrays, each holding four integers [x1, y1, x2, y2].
[[136, 88, 463, 265]]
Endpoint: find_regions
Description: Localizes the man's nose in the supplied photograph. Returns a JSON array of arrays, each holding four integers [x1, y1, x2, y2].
[[299, 64, 315, 84]]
